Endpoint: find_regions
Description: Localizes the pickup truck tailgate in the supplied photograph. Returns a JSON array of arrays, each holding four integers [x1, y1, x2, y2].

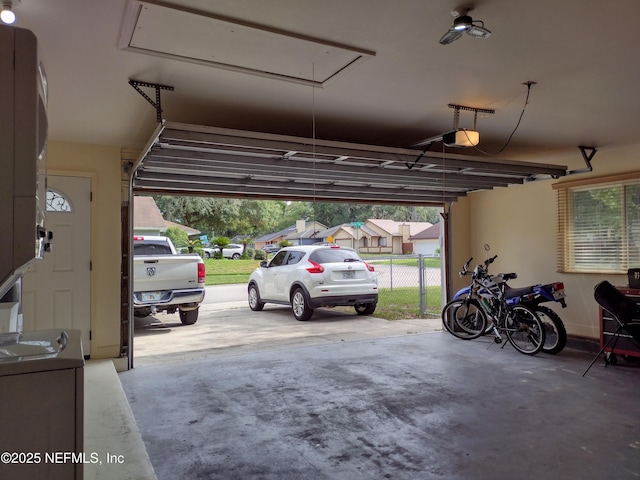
[[134, 254, 202, 292]]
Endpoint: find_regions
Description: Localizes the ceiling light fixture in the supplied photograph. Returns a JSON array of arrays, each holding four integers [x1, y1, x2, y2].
[[1, 1, 17, 24], [453, 15, 473, 31], [439, 7, 491, 45]]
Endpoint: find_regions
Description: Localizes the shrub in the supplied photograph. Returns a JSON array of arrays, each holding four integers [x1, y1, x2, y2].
[[254, 249, 266, 261], [165, 227, 188, 248]]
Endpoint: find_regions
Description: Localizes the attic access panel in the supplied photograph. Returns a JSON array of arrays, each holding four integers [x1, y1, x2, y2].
[[132, 122, 567, 205], [119, 1, 374, 87]]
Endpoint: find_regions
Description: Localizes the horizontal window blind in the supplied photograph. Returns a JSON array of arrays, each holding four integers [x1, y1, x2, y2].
[[555, 175, 640, 273]]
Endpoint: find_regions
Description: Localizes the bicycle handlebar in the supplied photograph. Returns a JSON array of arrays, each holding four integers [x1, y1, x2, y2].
[[459, 257, 473, 277], [460, 254, 498, 279]]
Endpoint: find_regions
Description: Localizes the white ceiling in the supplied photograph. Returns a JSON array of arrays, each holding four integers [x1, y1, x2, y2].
[[13, 0, 640, 158]]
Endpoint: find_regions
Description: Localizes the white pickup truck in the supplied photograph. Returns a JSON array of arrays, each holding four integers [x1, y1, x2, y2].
[[133, 236, 205, 325]]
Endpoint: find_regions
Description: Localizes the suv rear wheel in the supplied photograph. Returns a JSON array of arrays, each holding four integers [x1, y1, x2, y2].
[[355, 302, 376, 315], [291, 287, 313, 321]]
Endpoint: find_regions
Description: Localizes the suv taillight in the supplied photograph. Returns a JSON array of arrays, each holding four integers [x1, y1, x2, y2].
[[198, 263, 206, 284], [306, 260, 325, 274], [365, 262, 375, 272]]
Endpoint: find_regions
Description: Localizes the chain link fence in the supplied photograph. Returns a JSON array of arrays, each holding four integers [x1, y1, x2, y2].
[[366, 255, 443, 319]]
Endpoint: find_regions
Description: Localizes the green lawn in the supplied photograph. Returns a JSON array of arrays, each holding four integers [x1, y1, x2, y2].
[[376, 286, 442, 320], [204, 258, 260, 285], [364, 256, 441, 268]]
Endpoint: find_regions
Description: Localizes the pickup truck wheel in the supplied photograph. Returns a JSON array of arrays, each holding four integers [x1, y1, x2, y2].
[[291, 288, 313, 321], [248, 284, 265, 311], [179, 308, 199, 325]]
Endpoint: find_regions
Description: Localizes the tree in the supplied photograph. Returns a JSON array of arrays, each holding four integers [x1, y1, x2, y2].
[[212, 236, 231, 249], [165, 226, 203, 253], [153, 196, 240, 237], [240, 237, 253, 259], [164, 227, 188, 252]]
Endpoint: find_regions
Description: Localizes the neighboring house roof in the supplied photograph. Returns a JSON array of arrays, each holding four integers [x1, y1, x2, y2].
[[165, 220, 201, 236], [134, 197, 201, 236], [315, 224, 352, 239], [366, 219, 433, 236], [410, 222, 441, 240], [255, 225, 298, 242], [256, 221, 327, 242], [285, 227, 325, 240], [133, 196, 166, 232], [359, 225, 379, 237]]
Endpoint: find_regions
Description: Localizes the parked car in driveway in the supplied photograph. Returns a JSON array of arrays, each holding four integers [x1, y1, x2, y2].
[[247, 244, 378, 321], [262, 244, 280, 254], [204, 243, 244, 259]]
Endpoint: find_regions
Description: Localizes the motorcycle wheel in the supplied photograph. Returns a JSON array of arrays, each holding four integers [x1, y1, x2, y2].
[[535, 305, 567, 355]]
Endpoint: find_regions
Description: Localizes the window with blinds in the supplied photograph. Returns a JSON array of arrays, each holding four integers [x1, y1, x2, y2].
[[555, 174, 640, 273]]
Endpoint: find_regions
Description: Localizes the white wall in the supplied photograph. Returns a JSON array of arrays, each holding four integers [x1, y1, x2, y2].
[[454, 144, 640, 340]]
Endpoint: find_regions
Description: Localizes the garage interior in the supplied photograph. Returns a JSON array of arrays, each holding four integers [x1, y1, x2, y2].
[[3, 0, 640, 478]]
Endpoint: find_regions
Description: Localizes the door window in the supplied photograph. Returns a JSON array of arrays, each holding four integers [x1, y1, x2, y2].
[[46, 189, 73, 212]]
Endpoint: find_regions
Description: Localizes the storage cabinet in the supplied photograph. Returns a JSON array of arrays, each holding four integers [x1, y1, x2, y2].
[[0, 330, 84, 480], [600, 286, 640, 360]]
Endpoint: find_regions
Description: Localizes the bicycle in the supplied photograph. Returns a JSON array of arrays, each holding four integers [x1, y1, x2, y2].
[[442, 253, 546, 355]]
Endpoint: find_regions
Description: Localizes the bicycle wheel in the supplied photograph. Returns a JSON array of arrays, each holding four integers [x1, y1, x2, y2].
[[504, 305, 545, 355], [442, 299, 487, 340], [535, 305, 567, 355]]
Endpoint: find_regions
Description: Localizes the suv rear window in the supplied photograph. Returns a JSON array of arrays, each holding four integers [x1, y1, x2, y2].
[[310, 248, 362, 265]]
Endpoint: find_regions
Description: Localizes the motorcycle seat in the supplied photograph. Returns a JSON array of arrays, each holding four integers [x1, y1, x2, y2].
[[504, 284, 535, 299]]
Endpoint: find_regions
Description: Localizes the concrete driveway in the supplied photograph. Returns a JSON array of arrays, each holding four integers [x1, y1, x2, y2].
[[133, 284, 442, 367]]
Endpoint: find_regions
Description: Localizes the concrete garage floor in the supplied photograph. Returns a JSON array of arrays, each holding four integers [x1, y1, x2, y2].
[[121, 300, 640, 480]]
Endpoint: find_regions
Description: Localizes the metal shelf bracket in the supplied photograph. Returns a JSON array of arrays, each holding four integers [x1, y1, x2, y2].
[[569, 145, 597, 175], [128, 79, 174, 123]]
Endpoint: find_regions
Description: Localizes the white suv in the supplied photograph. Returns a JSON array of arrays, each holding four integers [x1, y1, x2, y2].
[[203, 243, 244, 259], [247, 245, 378, 321]]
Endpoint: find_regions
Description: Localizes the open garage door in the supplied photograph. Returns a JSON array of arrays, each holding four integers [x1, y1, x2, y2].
[[131, 122, 567, 204]]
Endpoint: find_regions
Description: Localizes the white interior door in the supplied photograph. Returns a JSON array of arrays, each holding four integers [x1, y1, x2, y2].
[[22, 175, 91, 355]]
